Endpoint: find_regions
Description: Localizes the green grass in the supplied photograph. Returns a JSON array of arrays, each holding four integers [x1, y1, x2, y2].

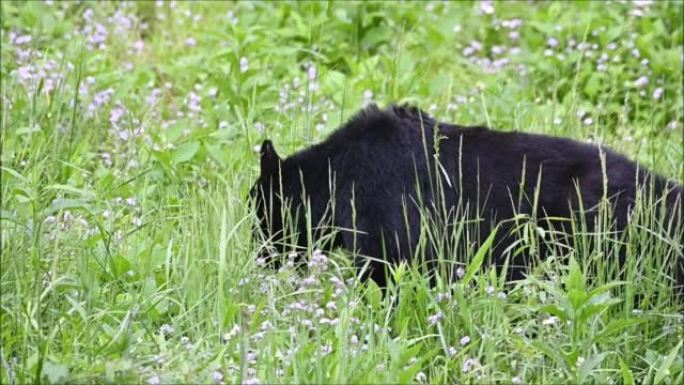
[[1, 1, 683, 384]]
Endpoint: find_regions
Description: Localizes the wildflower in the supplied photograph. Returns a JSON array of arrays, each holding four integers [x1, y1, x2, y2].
[[213, 370, 223, 384], [110, 104, 126, 125], [634, 76, 649, 89], [428, 311, 443, 326], [240, 57, 249, 73], [320, 344, 333, 356], [300, 319, 314, 329], [14, 34, 32, 45], [479, 1, 495, 15], [512, 376, 523, 384], [542, 316, 559, 326], [460, 335, 471, 346], [456, 267, 465, 279], [653, 87, 663, 100], [363, 90, 373, 101], [88, 88, 114, 115], [583, 117, 593, 126], [501, 19, 523, 30], [547, 37, 559, 48], [462, 357, 477, 373], [159, 324, 173, 335], [497, 291, 507, 300], [448, 346, 458, 357], [486, 286, 495, 295], [185, 37, 197, 47], [226, 10, 238, 25], [187, 91, 202, 113], [260, 320, 273, 332], [148, 375, 160, 385], [222, 324, 241, 342], [308, 249, 329, 271], [242, 378, 260, 385], [254, 122, 264, 133], [85, 22, 108, 50], [147, 88, 162, 106], [246, 351, 258, 365], [415, 372, 427, 383], [435, 291, 452, 303], [300, 275, 318, 287]]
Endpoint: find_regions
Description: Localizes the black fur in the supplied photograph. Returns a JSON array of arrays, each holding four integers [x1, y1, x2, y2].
[[251, 104, 683, 294]]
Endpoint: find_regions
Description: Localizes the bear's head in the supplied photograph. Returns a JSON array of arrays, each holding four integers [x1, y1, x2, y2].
[[250, 140, 284, 251], [249, 139, 309, 262]]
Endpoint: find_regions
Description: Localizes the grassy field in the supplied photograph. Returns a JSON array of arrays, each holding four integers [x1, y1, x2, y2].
[[2, 1, 683, 384]]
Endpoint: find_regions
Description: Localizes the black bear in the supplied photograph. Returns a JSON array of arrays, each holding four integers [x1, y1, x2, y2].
[[251, 104, 683, 293]]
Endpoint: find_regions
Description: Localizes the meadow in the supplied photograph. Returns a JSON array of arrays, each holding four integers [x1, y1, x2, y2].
[[1, 1, 683, 384]]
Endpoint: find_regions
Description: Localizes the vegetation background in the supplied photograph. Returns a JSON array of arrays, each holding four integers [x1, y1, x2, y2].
[[1, 1, 683, 384]]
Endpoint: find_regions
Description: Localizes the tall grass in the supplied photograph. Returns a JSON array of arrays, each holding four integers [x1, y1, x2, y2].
[[2, 1, 683, 384]]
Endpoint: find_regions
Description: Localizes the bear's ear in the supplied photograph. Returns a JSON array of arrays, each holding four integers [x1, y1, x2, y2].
[[260, 139, 281, 177]]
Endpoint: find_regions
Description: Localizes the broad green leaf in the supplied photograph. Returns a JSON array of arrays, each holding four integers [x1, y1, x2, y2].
[[654, 341, 682, 384], [47, 199, 90, 214], [41, 361, 69, 385], [566, 255, 585, 292], [578, 352, 609, 383], [619, 357, 635, 385], [531, 340, 569, 372], [463, 225, 498, 285], [171, 141, 200, 164]]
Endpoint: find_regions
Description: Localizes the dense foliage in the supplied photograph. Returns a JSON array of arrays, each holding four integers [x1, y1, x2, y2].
[[2, 1, 683, 384]]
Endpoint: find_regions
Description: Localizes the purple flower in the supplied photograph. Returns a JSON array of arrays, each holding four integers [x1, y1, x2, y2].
[[653, 87, 663, 100], [109, 104, 126, 125], [187, 91, 202, 113], [88, 88, 114, 115], [212, 370, 223, 384], [634, 76, 649, 89], [13, 34, 32, 45], [428, 311, 443, 326], [479, 1, 495, 15], [240, 57, 249, 73]]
